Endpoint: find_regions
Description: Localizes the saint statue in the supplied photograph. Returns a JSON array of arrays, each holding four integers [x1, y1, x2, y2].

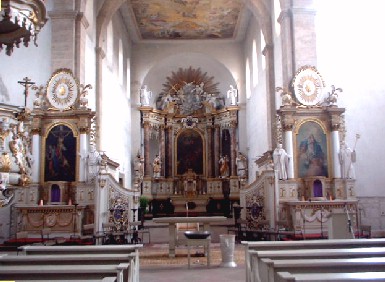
[[140, 85, 152, 106], [273, 144, 289, 180], [219, 155, 229, 178], [152, 154, 161, 178], [87, 144, 101, 183], [339, 141, 356, 179], [236, 152, 247, 178], [227, 85, 238, 106], [134, 153, 144, 180]]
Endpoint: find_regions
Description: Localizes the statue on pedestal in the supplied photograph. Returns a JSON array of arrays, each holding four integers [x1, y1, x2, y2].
[[134, 153, 144, 181], [236, 152, 247, 178], [140, 85, 152, 106], [227, 85, 238, 106], [152, 154, 161, 178], [219, 155, 229, 178], [339, 141, 356, 179], [273, 144, 289, 180], [87, 144, 101, 183]]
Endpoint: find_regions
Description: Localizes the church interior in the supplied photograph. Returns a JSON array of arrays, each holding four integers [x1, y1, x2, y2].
[[1, 0, 385, 279]]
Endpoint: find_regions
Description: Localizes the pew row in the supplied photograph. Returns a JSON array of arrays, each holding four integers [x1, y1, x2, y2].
[[276, 271, 385, 282], [18, 244, 143, 282], [262, 257, 385, 282], [250, 247, 385, 282], [0, 263, 129, 282], [0, 253, 135, 266], [242, 238, 385, 282]]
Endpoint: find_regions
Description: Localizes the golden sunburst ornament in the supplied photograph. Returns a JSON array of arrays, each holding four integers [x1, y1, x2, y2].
[[161, 66, 219, 96], [157, 67, 222, 113], [292, 66, 325, 106]]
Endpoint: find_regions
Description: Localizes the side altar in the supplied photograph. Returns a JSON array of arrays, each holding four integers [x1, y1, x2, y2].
[[240, 66, 359, 238]]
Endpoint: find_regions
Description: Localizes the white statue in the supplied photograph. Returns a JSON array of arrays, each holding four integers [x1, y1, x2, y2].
[[87, 144, 102, 183], [219, 155, 229, 178], [339, 141, 356, 179], [236, 152, 247, 178], [134, 153, 144, 180], [273, 144, 289, 180], [227, 85, 238, 105], [152, 154, 161, 178], [140, 85, 152, 106]]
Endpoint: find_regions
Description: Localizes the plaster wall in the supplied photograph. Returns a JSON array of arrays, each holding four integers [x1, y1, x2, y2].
[[243, 15, 269, 182], [99, 14, 132, 187], [315, 0, 385, 197], [0, 14, 52, 107]]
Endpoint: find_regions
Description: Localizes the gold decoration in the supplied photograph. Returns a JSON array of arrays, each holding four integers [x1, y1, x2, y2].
[[0, 152, 11, 172]]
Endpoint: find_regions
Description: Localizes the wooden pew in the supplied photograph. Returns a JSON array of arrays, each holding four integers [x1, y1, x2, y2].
[[250, 247, 385, 282], [276, 271, 385, 282], [0, 263, 129, 282], [262, 257, 385, 282], [18, 244, 143, 282], [242, 238, 385, 282], [0, 253, 135, 266]]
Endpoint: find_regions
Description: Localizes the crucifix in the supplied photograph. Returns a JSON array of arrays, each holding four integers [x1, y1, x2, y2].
[[17, 77, 35, 108]]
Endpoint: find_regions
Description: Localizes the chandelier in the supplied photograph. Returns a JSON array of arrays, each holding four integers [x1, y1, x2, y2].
[[0, 0, 48, 55]]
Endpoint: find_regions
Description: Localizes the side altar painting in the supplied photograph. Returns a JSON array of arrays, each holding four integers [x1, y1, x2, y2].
[[296, 120, 328, 178], [44, 124, 77, 182]]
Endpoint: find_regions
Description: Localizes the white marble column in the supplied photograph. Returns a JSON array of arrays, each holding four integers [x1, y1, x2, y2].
[[31, 134, 40, 183], [284, 130, 294, 179], [331, 130, 341, 178], [78, 132, 88, 182]]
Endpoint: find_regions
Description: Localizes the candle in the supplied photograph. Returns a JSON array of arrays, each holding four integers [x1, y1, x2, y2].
[[39, 199, 43, 206], [68, 199, 72, 205]]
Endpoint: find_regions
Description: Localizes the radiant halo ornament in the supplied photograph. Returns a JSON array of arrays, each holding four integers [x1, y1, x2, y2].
[[292, 66, 325, 106], [46, 69, 79, 110]]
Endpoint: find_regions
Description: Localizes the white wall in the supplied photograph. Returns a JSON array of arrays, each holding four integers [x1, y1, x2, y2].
[[243, 16, 270, 182], [99, 14, 132, 187], [316, 0, 385, 197], [0, 15, 52, 107]]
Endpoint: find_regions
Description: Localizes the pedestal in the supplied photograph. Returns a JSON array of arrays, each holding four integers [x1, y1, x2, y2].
[[328, 212, 354, 239], [219, 234, 237, 267]]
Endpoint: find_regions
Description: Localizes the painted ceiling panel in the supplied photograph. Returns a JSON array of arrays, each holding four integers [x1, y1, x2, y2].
[[130, 0, 243, 40]]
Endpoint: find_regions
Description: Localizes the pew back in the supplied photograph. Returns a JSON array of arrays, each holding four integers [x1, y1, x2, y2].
[[276, 271, 385, 282], [262, 257, 385, 282], [243, 238, 385, 282]]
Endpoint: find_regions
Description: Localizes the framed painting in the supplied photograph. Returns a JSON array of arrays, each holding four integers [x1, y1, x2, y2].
[[44, 124, 77, 182], [176, 129, 204, 175], [296, 120, 328, 178]]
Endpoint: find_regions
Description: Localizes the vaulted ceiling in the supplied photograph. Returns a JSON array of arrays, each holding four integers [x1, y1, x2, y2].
[[119, 0, 251, 42]]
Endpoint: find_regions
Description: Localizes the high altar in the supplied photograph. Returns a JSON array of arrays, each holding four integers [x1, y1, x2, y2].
[[137, 67, 246, 216]]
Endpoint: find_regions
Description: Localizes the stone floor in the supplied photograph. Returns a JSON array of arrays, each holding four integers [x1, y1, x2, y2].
[[139, 242, 246, 282]]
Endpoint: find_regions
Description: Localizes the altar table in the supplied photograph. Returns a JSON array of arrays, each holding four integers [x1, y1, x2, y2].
[[153, 216, 227, 257]]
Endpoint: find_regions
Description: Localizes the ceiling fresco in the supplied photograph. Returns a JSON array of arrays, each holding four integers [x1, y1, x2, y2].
[[129, 0, 243, 40]]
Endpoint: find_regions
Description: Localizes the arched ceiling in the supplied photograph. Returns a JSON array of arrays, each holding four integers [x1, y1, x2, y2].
[[96, 0, 272, 44], [117, 0, 256, 42]]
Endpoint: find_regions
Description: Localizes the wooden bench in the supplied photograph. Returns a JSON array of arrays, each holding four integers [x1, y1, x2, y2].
[[0, 263, 129, 282], [242, 238, 385, 282], [262, 257, 385, 282], [276, 271, 385, 282], [0, 253, 135, 266], [18, 244, 143, 282], [250, 247, 385, 282]]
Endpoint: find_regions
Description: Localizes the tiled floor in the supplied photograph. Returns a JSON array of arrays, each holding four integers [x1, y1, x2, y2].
[[140, 264, 246, 282], [139, 243, 245, 282]]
